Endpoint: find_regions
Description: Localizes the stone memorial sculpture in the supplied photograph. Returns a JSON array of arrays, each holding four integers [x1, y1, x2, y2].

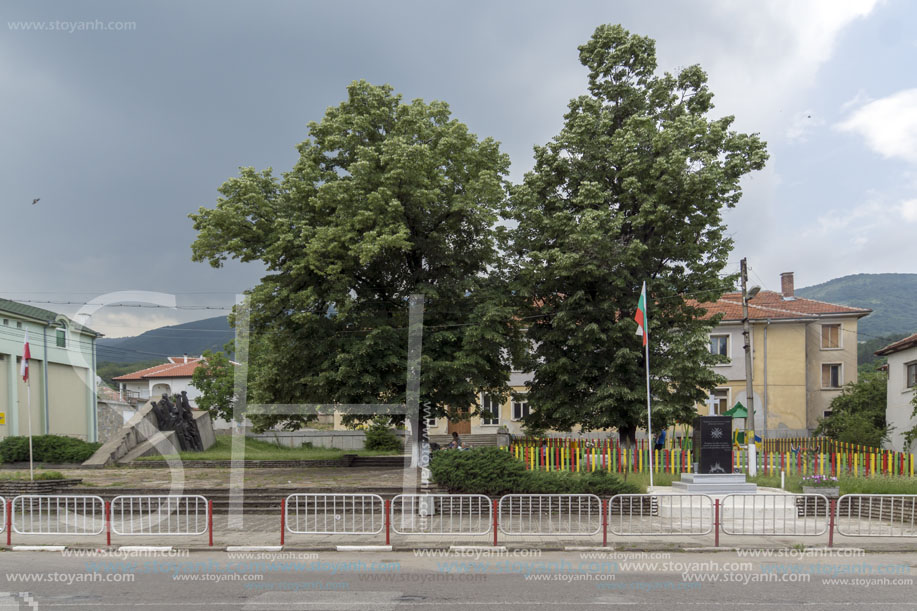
[[179, 390, 204, 452], [149, 391, 205, 452]]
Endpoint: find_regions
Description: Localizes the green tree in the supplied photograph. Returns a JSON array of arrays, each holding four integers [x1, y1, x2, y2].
[[814, 371, 889, 447], [507, 25, 767, 440], [190, 81, 521, 439], [190, 350, 236, 423]]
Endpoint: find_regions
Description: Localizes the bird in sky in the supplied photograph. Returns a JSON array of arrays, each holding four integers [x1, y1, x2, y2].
[[32, 198, 40, 205]]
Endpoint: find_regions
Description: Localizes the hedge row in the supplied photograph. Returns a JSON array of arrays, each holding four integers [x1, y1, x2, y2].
[[430, 447, 639, 495], [0, 435, 101, 463]]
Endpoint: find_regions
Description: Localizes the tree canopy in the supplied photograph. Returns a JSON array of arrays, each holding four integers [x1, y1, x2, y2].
[[508, 25, 768, 437], [814, 371, 889, 448], [190, 350, 236, 423], [190, 81, 521, 431]]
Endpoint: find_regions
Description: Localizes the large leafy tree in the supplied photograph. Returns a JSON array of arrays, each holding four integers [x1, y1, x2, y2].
[[815, 371, 889, 448], [508, 25, 767, 440], [190, 81, 520, 436]]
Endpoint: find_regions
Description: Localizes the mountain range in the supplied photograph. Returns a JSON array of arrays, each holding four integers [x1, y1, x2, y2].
[[96, 316, 234, 363], [797, 273, 917, 339]]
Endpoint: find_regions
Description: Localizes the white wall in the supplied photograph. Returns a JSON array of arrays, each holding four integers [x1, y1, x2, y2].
[[886, 346, 917, 453]]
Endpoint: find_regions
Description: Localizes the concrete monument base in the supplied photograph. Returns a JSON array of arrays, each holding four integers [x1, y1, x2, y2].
[[672, 473, 757, 494]]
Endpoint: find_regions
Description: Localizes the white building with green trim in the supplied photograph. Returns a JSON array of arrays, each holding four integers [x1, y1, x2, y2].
[[0, 298, 101, 442]]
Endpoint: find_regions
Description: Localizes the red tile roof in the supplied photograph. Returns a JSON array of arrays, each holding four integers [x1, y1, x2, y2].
[[875, 332, 917, 356], [113, 357, 204, 381], [696, 291, 871, 322]]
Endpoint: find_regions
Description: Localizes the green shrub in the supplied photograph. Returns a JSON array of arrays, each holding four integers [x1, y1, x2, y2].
[[363, 420, 404, 452], [0, 435, 101, 463], [431, 447, 639, 495], [431, 447, 529, 495]]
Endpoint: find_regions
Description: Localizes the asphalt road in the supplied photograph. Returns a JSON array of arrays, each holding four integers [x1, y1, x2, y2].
[[1, 549, 915, 610]]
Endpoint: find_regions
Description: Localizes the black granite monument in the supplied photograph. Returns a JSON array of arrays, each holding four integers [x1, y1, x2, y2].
[[692, 416, 733, 474]]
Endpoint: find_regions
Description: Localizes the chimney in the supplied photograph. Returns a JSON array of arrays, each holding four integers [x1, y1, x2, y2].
[[780, 272, 795, 299], [183, 353, 188, 364]]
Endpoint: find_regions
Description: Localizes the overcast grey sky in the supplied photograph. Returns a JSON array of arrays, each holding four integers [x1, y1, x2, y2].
[[2, 0, 915, 337]]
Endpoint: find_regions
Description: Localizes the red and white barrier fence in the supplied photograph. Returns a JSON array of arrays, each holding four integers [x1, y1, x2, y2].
[[5, 492, 917, 547], [498, 494, 602, 536], [836, 494, 917, 537], [608, 494, 713, 536], [720, 493, 829, 536], [110, 495, 210, 537], [5, 494, 212, 546], [390, 494, 491, 536], [284, 494, 385, 536], [11, 495, 106, 536]]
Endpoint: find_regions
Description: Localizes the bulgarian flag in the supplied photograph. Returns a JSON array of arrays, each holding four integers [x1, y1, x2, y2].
[[21, 330, 31, 382], [634, 281, 647, 346]]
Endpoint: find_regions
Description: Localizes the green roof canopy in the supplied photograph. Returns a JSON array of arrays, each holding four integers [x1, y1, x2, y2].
[[724, 401, 747, 418]]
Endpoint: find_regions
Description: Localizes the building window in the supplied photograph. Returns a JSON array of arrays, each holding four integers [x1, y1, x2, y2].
[[907, 363, 917, 389], [425, 416, 437, 427], [822, 364, 842, 389], [712, 389, 729, 415], [821, 324, 840, 349], [481, 394, 500, 425], [16, 322, 22, 329], [710, 334, 729, 358], [512, 400, 530, 421], [2, 319, 7, 326], [56, 328, 67, 348]]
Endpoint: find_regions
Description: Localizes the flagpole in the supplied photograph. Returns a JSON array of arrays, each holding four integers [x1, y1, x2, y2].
[[644, 317, 654, 490], [27, 378, 34, 481]]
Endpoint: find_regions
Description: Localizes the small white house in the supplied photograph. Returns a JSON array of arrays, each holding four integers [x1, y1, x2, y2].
[[876, 333, 917, 453], [113, 355, 205, 405]]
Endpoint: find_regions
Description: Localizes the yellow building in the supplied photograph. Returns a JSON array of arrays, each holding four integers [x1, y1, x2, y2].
[[699, 272, 870, 436]]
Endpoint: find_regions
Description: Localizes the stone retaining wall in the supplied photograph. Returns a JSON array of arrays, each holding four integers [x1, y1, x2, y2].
[[0, 479, 83, 496]]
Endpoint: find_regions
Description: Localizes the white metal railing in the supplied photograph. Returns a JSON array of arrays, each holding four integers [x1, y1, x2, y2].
[[285, 494, 384, 535], [498, 494, 601, 536], [391, 494, 491, 535], [0, 496, 5, 533], [836, 494, 917, 537], [609, 494, 713, 536], [11, 495, 105, 535], [110, 495, 209, 536], [720, 494, 828, 536]]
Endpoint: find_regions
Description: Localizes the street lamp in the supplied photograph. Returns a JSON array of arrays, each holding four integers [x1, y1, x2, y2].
[[740, 258, 760, 476]]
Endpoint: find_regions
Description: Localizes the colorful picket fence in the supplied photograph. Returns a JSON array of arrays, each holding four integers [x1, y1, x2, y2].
[[506, 437, 916, 478], [506, 438, 692, 475]]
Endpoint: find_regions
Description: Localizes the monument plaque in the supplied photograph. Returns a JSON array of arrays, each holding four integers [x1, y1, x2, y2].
[[692, 416, 732, 474]]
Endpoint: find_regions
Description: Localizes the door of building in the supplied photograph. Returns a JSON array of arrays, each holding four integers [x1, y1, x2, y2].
[[447, 410, 471, 435]]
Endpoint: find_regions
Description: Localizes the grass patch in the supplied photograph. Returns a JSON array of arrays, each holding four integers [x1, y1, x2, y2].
[[748, 473, 917, 495], [135, 436, 403, 461], [0, 470, 66, 481], [616, 471, 680, 492]]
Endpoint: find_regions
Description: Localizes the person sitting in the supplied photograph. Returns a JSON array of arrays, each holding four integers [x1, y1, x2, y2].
[[448, 432, 466, 450]]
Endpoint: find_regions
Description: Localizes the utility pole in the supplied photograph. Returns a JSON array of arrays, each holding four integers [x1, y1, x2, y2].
[[740, 258, 757, 476]]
